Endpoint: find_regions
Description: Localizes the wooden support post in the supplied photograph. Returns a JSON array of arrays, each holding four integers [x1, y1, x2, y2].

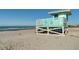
[[64, 27, 68, 35], [47, 26, 49, 35], [62, 26, 64, 35], [36, 26, 38, 35]]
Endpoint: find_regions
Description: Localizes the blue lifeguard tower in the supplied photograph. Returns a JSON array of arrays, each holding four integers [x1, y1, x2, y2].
[[36, 9, 71, 35]]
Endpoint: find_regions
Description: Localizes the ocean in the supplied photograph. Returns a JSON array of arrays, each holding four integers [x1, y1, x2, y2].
[[0, 26, 35, 31]]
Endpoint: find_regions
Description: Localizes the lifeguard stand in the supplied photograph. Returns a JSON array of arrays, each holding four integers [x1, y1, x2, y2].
[[36, 9, 71, 35]]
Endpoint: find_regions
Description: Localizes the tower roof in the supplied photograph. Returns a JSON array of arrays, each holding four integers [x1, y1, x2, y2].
[[48, 9, 71, 15]]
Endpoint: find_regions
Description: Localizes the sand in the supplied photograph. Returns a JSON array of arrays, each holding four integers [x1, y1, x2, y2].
[[0, 28, 79, 50]]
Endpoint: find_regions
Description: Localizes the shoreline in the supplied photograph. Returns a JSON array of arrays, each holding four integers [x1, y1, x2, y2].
[[0, 28, 35, 32]]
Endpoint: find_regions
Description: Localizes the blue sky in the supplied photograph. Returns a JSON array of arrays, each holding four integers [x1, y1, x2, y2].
[[0, 9, 78, 26]]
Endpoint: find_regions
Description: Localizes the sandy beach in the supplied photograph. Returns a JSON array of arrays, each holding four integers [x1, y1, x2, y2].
[[0, 28, 79, 50]]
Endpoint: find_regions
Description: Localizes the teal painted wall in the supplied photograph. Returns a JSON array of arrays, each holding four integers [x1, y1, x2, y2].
[[36, 17, 65, 27], [36, 13, 68, 28]]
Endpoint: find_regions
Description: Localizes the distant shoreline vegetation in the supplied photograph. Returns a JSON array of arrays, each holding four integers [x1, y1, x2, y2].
[[0, 26, 35, 31], [68, 25, 79, 28]]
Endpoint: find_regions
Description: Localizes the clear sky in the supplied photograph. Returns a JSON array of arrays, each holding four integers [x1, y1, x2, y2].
[[0, 9, 78, 26]]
